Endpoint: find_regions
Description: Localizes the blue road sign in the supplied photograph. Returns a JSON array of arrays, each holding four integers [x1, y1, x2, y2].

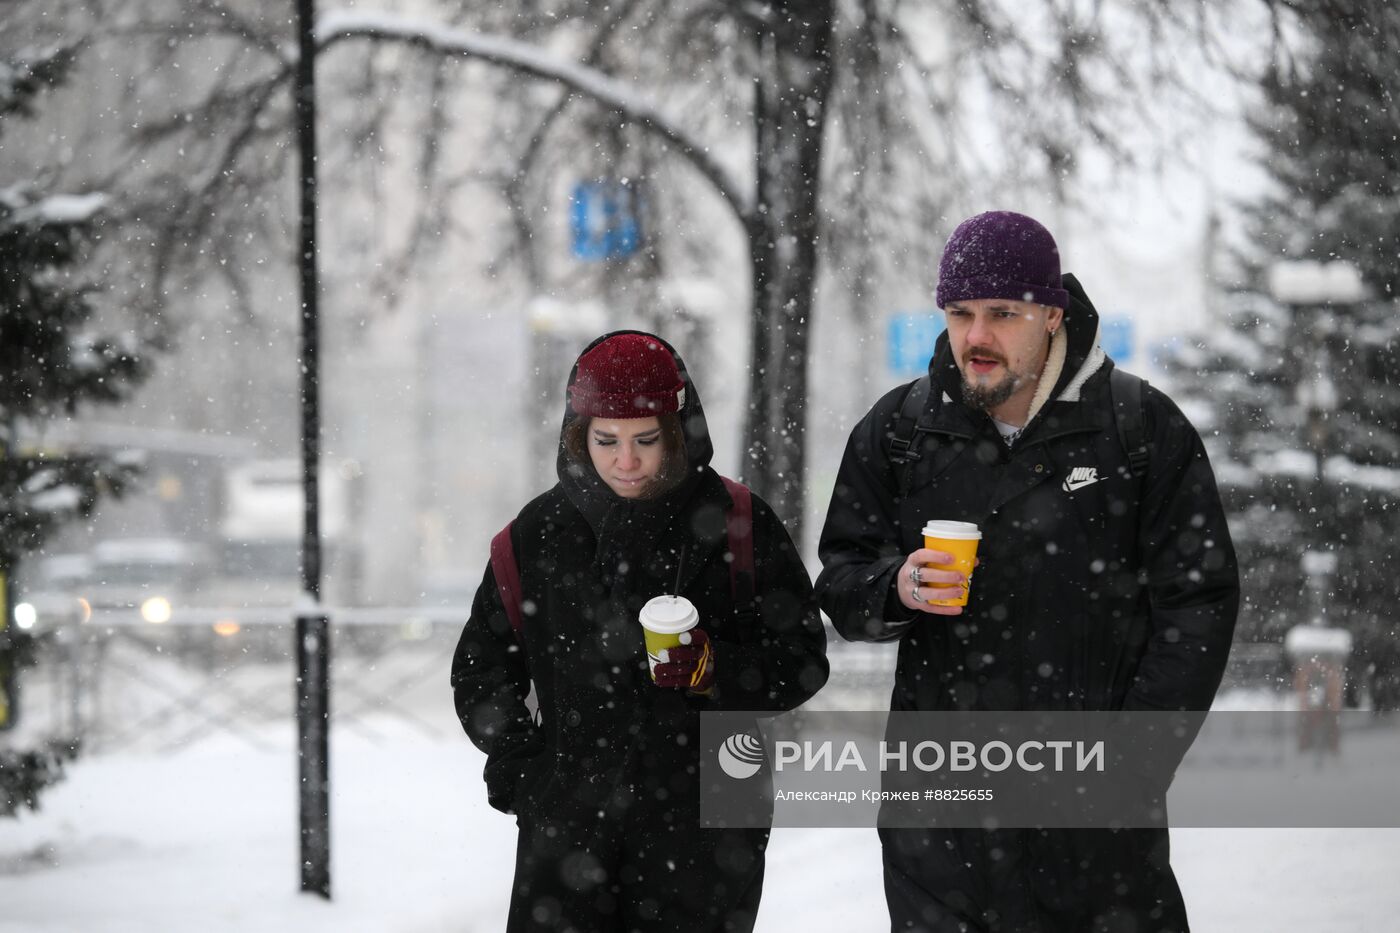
[[888, 312, 945, 377], [570, 181, 641, 261], [1100, 316, 1135, 364]]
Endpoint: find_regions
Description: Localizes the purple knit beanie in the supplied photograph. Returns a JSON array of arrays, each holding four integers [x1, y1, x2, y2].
[[935, 211, 1069, 310]]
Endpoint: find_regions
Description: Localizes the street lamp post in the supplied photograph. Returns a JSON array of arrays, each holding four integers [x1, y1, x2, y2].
[[1269, 260, 1366, 748], [293, 0, 330, 899]]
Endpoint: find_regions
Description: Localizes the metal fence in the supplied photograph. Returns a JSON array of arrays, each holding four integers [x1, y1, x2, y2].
[[4, 608, 466, 755]]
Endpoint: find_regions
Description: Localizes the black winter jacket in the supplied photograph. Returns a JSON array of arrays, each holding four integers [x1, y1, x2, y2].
[[453, 332, 829, 822], [815, 279, 1239, 932]]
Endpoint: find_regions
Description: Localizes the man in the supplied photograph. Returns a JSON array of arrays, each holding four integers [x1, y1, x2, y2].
[[816, 211, 1239, 932]]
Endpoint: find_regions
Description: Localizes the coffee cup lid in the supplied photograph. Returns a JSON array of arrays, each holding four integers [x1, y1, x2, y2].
[[922, 520, 981, 540], [639, 595, 699, 634]]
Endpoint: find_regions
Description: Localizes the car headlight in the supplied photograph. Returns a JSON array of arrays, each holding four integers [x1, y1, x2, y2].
[[14, 602, 37, 630], [141, 596, 173, 624]]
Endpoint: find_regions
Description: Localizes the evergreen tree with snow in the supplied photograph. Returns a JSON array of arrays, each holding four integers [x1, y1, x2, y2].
[[0, 42, 153, 815], [1160, 1, 1400, 708], [1248, 0, 1400, 299]]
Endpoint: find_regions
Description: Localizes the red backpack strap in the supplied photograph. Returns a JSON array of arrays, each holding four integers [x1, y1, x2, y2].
[[720, 477, 755, 612], [489, 522, 525, 641]]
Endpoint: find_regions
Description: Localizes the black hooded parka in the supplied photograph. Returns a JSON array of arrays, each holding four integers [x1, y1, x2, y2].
[[452, 331, 829, 933], [816, 281, 1240, 932]]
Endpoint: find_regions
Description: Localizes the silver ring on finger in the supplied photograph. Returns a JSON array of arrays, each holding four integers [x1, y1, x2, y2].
[[912, 584, 922, 603], [910, 565, 922, 586]]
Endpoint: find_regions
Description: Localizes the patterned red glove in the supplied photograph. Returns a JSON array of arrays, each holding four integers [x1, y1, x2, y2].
[[653, 628, 715, 692]]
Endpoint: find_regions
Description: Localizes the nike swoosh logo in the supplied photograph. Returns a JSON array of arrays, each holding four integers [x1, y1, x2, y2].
[[1064, 477, 1101, 491]]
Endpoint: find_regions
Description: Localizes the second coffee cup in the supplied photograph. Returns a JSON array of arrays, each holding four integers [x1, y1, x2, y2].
[[638, 595, 699, 680]]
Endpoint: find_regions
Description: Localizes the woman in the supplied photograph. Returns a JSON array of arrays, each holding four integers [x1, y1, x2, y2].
[[452, 330, 829, 933]]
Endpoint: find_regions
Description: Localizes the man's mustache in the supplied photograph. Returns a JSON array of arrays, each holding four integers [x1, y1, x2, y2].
[[963, 347, 1007, 366]]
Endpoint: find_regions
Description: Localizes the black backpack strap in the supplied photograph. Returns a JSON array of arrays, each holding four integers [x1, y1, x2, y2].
[[1109, 367, 1150, 480], [888, 375, 934, 497]]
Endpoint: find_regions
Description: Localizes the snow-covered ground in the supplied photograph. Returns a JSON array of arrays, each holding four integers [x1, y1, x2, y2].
[[3, 642, 1399, 932]]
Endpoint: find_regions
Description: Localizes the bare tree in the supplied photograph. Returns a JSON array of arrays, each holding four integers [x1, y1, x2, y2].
[[89, 0, 1252, 541]]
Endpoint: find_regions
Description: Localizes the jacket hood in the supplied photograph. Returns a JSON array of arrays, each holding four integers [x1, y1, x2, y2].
[[556, 330, 716, 531], [928, 271, 1108, 410]]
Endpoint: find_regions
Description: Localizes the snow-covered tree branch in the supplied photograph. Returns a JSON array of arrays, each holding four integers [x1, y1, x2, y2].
[[315, 10, 753, 222]]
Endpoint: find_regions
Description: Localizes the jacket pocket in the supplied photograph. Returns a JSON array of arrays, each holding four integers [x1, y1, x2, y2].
[[508, 751, 560, 820], [484, 744, 548, 815]]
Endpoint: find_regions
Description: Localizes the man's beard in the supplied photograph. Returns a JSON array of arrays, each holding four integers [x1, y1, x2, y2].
[[960, 359, 1028, 412]]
